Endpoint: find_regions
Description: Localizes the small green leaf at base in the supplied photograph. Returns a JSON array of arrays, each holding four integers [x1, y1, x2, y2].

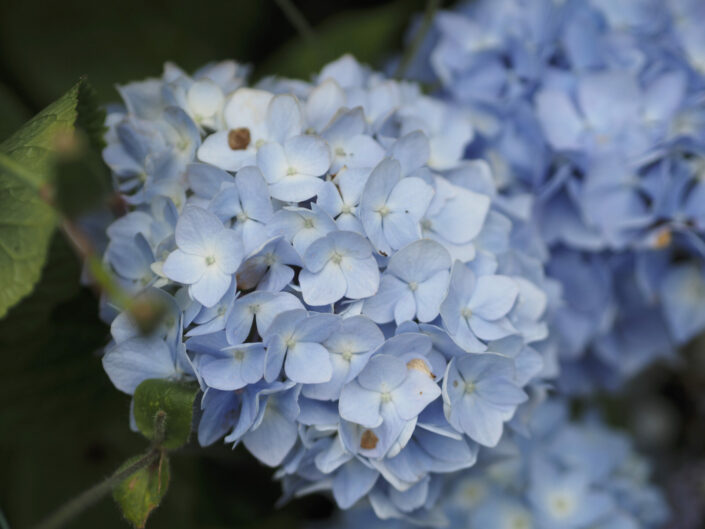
[[113, 452, 170, 529], [133, 379, 199, 450]]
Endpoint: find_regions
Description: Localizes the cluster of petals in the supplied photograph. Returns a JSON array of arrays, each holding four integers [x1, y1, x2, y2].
[[99, 55, 553, 518], [318, 399, 669, 529], [414, 0, 705, 391]]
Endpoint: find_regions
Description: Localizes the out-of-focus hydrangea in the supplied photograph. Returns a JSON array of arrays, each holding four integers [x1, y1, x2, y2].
[[98, 55, 555, 520], [402, 0, 705, 391], [313, 399, 669, 528]]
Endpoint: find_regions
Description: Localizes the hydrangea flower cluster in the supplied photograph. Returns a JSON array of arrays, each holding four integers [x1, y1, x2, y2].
[[407, 0, 705, 391], [315, 399, 669, 528], [99, 56, 554, 517]]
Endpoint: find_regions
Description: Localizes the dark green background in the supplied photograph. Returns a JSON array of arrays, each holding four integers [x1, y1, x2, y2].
[[0, 1, 427, 527]]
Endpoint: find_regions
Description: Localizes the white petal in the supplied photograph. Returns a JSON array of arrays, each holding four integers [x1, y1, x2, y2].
[[284, 135, 332, 176], [197, 131, 254, 171], [223, 88, 273, 131], [306, 79, 346, 131], [267, 94, 304, 143], [187, 80, 223, 119]]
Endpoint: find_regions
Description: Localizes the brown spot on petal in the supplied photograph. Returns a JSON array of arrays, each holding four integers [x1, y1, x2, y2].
[[654, 229, 671, 249], [407, 358, 435, 379], [360, 429, 379, 450], [228, 127, 251, 150]]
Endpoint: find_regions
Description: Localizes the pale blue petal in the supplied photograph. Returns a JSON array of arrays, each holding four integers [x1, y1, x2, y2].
[[235, 165, 273, 222], [187, 163, 231, 198], [191, 269, 232, 307], [388, 239, 451, 284], [300, 261, 348, 306], [383, 212, 422, 251], [535, 90, 585, 151], [286, 342, 333, 383], [103, 337, 176, 394], [386, 177, 434, 220], [257, 142, 288, 185], [294, 314, 338, 343], [363, 275, 408, 323], [392, 369, 441, 420], [176, 206, 224, 255], [339, 382, 383, 427], [213, 229, 244, 274], [264, 335, 287, 382], [306, 79, 346, 131], [415, 269, 451, 322], [357, 354, 406, 392], [389, 131, 430, 176], [332, 460, 380, 509], [163, 249, 204, 284], [242, 404, 298, 466], [468, 275, 519, 319], [393, 290, 417, 324], [284, 134, 331, 176], [266, 94, 304, 143], [469, 315, 516, 341], [341, 255, 380, 300], [302, 234, 335, 273]]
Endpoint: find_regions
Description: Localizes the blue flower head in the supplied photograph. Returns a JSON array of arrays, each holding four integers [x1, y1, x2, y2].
[[314, 398, 668, 529], [407, 0, 705, 391], [99, 54, 553, 519]]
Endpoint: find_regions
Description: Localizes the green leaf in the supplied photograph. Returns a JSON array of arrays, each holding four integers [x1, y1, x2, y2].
[[0, 78, 107, 317], [133, 379, 199, 450], [75, 78, 107, 151], [0, 82, 82, 318], [0, 161, 57, 318], [113, 452, 170, 529], [0, 81, 81, 187]]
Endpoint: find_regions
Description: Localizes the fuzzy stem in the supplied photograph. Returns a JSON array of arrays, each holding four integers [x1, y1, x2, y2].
[[274, 0, 316, 44], [31, 450, 160, 529], [394, 0, 442, 79], [32, 411, 168, 529], [0, 508, 10, 529]]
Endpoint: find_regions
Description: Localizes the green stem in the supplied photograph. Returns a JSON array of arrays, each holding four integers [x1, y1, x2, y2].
[[32, 411, 168, 529], [0, 508, 10, 529], [394, 0, 442, 79], [151, 410, 168, 448], [273, 0, 316, 44], [31, 450, 161, 529]]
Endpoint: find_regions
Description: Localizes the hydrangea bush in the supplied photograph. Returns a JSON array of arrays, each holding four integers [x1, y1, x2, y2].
[[99, 55, 556, 520], [314, 398, 669, 529], [407, 0, 705, 391]]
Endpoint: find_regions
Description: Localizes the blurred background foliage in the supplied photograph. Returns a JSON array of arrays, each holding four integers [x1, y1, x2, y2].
[[0, 0, 428, 527]]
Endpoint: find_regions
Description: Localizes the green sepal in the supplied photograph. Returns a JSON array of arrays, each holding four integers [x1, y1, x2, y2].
[[133, 379, 199, 450], [113, 451, 170, 529]]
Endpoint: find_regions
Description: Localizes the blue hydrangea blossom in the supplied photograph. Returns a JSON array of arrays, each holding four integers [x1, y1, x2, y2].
[[98, 55, 554, 520], [316, 399, 668, 528], [403, 0, 705, 391]]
